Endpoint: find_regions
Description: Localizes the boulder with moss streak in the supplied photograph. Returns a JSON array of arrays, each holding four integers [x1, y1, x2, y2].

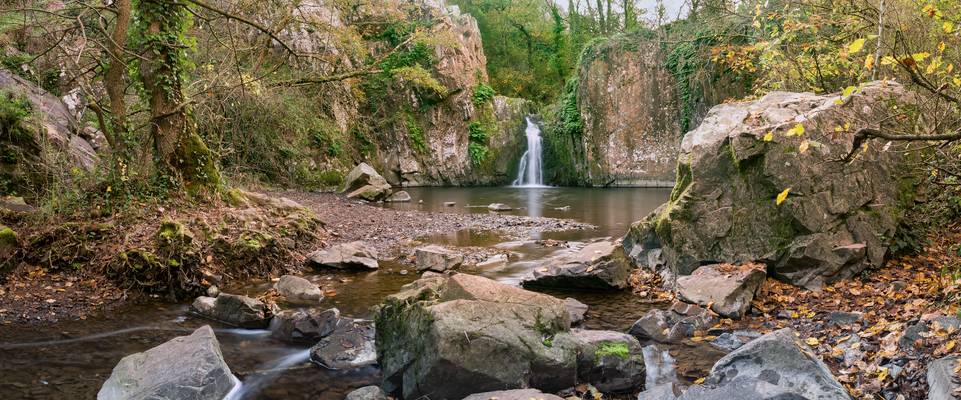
[[624, 82, 919, 289], [374, 273, 645, 399]]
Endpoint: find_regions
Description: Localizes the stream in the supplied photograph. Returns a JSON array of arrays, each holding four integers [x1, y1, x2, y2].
[[0, 187, 726, 400]]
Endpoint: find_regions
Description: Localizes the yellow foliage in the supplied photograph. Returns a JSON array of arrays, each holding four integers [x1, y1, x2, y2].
[[847, 38, 866, 54], [776, 188, 791, 205]]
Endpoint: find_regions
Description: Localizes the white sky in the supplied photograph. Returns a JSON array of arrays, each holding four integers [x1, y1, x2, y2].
[[554, 0, 690, 24]]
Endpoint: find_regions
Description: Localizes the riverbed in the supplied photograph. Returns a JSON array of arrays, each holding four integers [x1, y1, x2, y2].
[[0, 187, 725, 400]]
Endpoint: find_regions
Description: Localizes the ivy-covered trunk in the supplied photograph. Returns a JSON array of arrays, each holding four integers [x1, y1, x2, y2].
[[136, 0, 220, 193]]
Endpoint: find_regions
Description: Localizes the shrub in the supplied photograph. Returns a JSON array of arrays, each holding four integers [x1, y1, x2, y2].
[[472, 83, 495, 105]]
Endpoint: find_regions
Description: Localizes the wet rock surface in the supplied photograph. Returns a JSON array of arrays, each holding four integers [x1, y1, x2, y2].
[[463, 389, 565, 400], [629, 302, 717, 343], [269, 308, 339, 343], [676, 263, 765, 318], [345, 386, 388, 400], [98, 325, 236, 400], [624, 82, 918, 289], [309, 318, 377, 370], [523, 241, 633, 290], [414, 245, 464, 272], [190, 293, 273, 328]]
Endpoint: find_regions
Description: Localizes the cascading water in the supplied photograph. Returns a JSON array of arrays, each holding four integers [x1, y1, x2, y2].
[[512, 117, 545, 187]]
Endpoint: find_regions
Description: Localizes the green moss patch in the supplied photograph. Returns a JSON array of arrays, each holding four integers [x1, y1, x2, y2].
[[595, 341, 630, 360]]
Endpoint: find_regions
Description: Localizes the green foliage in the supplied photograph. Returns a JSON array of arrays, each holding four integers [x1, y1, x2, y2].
[[467, 121, 490, 165], [130, 0, 196, 99], [406, 112, 427, 152], [472, 83, 496, 105], [557, 77, 583, 138]]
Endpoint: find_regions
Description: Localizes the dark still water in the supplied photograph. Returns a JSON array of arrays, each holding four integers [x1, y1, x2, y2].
[[0, 187, 686, 400]]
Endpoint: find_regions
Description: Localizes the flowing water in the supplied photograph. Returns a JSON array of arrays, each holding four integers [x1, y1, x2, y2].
[[512, 117, 544, 187], [0, 187, 726, 399]]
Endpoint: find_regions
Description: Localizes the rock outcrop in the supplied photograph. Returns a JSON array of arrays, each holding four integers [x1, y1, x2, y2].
[[0, 68, 98, 195], [98, 326, 237, 400], [374, 273, 645, 399], [523, 241, 633, 290], [624, 82, 918, 289]]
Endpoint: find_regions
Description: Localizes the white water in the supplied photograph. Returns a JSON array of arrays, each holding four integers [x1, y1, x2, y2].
[[512, 117, 545, 187], [226, 349, 311, 400]]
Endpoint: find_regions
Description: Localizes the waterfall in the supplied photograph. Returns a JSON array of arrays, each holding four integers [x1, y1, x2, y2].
[[512, 117, 545, 187]]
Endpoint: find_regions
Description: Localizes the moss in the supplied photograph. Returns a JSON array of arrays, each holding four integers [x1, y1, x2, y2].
[[595, 341, 630, 360], [0, 226, 18, 246], [670, 162, 693, 202], [224, 188, 249, 207]]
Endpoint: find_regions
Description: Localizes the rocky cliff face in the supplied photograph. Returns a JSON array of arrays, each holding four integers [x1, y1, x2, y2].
[[623, 82, 918, 289], [573, 36, 682, 186], [288, 0, 530, 187]]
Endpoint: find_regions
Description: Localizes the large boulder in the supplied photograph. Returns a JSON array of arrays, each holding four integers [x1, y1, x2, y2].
[[676, 263, 765, 319], [310, 318, 377, 370], [523, 241, 633, 290], [927, 355, 960, 400], [624, 81, 919, 289], [274, 275, 324, 303], [307, 241, 378, 270], [342, 163, 392, 201], [0, 69, 98, 194], [375, 273, 644, 399], [705, 328, 849, 400], [98, 325, 237, 400], [678, 377, 813, 400], [191, 293, 273, 328]]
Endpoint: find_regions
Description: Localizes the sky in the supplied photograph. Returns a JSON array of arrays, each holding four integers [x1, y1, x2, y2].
[[553, 0, 691, 24]]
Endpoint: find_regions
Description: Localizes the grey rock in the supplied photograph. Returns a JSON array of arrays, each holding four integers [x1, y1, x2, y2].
[[444, 201, 457, 207], [206, 285, 220, 298], [553, 329, 645, 392], [564, 297, 589, 325], [270, 308, 339, 343], [637, 382, 681, 400], [345, 386, 387, 400], [826, 311, 863, 327], [710, 332, 757, 352], [678, 377, 812, 400], [487, 203, 512, 211], [308, 241, 378, 270], [623, 82, 919, 290], [310, 318, 376, 370], [414, 245, 464, 272], [900, 316, 960, 351], [274, 275, 324, 302], [629, 302, 717, 343], [676, 263, 765, 318], [927, 355, 960, 400], [191, 293, 272, 328], [476, 254, 509, 269], [97, 326, 237, 400], [342, 163, 391, 201], [707, 328, 849, 400], [386, 191, 412, 202], [523, 241, 633, 290], [463, 389, 564, 400]]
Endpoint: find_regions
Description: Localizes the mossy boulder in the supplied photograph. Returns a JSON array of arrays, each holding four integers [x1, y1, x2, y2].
[[624, 82, 919, 289], [0, 225, 18, 267], [374, 273, 645, 399]]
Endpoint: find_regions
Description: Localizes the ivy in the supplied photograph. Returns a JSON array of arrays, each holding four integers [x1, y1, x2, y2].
[[130, 0, 196, 101]]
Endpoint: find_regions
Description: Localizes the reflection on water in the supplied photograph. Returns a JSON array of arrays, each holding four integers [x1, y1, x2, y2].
[[0, 187, 713, 400]]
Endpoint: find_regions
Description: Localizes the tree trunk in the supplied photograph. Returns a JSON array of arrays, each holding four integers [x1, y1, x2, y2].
[[138, 0, 220, 193], [104, 0, 130, 158]]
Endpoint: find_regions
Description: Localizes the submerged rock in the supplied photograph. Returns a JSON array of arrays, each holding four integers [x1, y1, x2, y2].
[[642, 345, 678, 388], [274, 275, 324, 303], [705, 328, 849, 400], [385, 191, 412, 202], [624, 82, 919, 290], [345, 386, 387, 400], [342, 163, 392, 201], [523, 241, 632, 290], [629, 302, 717, 343], [191, 293, 272, 328], [307, 241, 378, 270], [310, 318, 376, 370], [375, 273, 645, 399], [414, 245, 464, 272], [269, 308, 339, 343], [98, 325, 237, 400], [463, 389, 564, 400], [676, 263, 765, 318]]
